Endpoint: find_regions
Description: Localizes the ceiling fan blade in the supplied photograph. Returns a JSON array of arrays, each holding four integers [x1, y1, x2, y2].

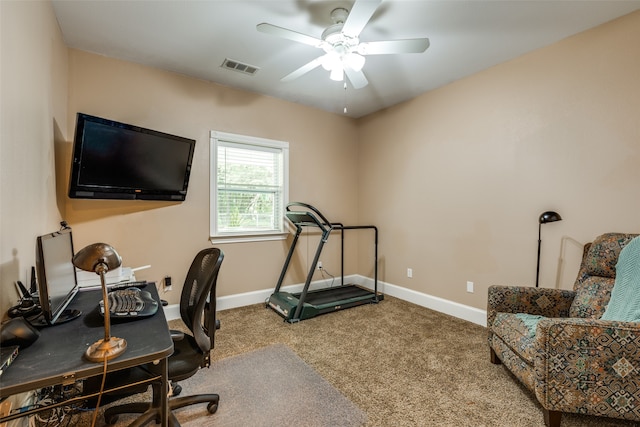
[[344, 65, 368, 89], [342, 0, 383, 38], [358, 38, 430, 55], [257, 23, 324, 48], [281, 56, 324, 82]]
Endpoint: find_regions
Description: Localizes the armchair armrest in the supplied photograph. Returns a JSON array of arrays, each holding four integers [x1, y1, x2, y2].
[[487, 285, 575, 329], [534, 317, 640, 419]]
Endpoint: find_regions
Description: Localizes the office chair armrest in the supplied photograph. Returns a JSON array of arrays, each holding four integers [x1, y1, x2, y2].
[[170, 329, 185, 341]]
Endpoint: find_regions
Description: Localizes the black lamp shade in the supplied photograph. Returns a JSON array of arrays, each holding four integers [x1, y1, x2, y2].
[[536, 211, 563, 287], [72, 243, 121, 273], [539, 211, 562, 224]]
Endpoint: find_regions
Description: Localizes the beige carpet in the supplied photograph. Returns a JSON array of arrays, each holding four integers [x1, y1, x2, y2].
[[205, 296, 638, 427], [82, 295, 638, 426]]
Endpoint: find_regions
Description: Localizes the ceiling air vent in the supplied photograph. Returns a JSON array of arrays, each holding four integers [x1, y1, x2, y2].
[[221, 58, 259, 76]]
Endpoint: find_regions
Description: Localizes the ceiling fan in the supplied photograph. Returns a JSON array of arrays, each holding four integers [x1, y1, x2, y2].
[[257, 0, 430, 89]]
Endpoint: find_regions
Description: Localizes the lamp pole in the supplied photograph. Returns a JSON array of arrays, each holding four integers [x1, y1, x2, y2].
[[73, 243, 127, 362], [536, 222, 543, 288], [535, 211, 562, 288]]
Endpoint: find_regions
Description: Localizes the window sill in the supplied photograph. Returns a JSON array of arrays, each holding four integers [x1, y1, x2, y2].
[[209, 232, 288, 244]]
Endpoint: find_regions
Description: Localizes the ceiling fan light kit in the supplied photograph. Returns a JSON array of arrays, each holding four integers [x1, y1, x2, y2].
[[257, 0, 429, 89], [330, 67, 344, 82]]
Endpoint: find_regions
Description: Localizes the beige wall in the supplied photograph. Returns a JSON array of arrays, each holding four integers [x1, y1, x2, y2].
[[357, 10, 640, 310], [65, 51, 360, 304], [0, 0, 68, 313]]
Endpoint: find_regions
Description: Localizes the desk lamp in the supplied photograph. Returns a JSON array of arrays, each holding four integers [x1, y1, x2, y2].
[[536, 211, 562, 288], [72, 243, 127, 362]]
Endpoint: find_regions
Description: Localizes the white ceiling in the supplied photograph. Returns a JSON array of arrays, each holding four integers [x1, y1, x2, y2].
[[51, 0, 640, 118]]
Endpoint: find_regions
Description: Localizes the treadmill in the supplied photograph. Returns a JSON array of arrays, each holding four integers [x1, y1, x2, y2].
[[267, 202, 383, 323]]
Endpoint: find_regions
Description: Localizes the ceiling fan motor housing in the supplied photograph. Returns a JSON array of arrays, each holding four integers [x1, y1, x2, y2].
[[322, 25, 359, 52], [330, 7, 349, 24]]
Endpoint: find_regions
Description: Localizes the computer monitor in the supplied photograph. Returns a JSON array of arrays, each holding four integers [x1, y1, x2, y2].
[[35, 228, 81, 326]]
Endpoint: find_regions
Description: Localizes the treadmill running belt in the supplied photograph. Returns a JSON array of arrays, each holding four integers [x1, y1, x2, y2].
[[294, 285, 374, 306]]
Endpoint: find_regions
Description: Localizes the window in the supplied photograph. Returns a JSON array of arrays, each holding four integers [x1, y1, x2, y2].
[[210, 131, 289, 243]]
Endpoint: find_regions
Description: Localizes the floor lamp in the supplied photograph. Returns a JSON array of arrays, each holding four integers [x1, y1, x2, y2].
[[536, 211, 562, 287], [72, 243, 127, 362]]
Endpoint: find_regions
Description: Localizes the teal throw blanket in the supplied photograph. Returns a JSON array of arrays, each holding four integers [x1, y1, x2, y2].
[[601, 236, 640, 322], [515, 313, 545, 338]]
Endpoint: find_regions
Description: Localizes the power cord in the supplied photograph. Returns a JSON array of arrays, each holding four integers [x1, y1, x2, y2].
[[318, 265, 336, 287], [15, 367, 114, 427], [26, 383, 84, 426], [89, 356, 109, 427]]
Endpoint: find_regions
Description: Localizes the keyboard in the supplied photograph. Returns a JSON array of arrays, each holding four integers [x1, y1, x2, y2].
[[99, 287, 158, 318], [107, 280, 148, 291]]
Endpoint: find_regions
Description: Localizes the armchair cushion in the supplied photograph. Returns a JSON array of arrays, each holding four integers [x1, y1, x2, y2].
[[492, 313, 539, 364], [514, 313, 545, 338], [583, 233, 636, 278], [569, 233, 638, 318], [569, 276, 615, 318]]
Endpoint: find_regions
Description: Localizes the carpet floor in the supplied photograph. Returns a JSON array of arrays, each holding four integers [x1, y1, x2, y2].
[[83, 295, 639, 426], [203, 295, 638, 427]]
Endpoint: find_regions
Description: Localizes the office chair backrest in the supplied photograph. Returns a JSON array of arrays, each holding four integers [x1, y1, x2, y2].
[[179, 248, 224, 360]]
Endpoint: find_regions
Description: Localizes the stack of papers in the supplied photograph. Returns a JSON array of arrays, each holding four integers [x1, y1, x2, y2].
[[76, 266, 134, 287], [0, 345, 19, 377]]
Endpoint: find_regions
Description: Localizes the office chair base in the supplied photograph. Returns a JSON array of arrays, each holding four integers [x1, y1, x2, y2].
[[104, 402, 149, 425], [170, 393, 219, 414], [104, 394, 219, 425]]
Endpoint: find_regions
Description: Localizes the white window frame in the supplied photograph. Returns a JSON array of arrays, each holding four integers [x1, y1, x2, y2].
[[210, 131, 289, 244]]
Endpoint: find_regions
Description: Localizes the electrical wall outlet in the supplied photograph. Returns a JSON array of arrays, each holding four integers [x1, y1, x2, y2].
[[407, 268, 413, 278], [317, 261, 323, 270], [467, 281, 474, 293], [164, 276, 172, 291]]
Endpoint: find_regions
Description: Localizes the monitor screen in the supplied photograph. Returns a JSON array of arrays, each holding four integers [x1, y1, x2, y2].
[[68, 113, 196, 201], [35, 228, 80, 325]]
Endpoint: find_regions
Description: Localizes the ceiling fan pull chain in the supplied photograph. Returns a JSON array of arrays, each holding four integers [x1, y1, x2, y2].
[[343, 81, 348, 114]]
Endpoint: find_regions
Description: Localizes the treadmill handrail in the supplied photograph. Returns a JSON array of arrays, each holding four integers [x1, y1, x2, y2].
[[286, 202, 333, 228], [285, 211, 329, 232]]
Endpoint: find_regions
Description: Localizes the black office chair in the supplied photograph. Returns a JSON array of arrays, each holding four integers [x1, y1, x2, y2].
[[103, 247, 224, 426]]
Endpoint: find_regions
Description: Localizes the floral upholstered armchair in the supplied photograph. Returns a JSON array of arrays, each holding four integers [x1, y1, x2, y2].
[[487, 232, 640, 427]]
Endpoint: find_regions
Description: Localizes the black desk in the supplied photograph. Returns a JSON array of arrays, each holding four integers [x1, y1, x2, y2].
[[0, 283, 173, 426]]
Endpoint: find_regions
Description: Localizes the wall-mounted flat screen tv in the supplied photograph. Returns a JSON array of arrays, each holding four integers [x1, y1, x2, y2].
[[68, 113, 196, 201]]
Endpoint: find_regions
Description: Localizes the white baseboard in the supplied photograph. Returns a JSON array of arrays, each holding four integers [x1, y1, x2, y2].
[[163, 304, 181, 321], [357, 276, 487, 327], [164, 275, 487, 327], [163, 277, 336, 321]]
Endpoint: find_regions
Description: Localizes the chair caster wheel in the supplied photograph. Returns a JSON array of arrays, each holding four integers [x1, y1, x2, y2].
[[171, 382, 182, 396], [207, 401, 218, 414]]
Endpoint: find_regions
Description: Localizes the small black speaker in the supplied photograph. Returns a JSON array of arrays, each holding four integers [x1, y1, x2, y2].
[[1, 318, 40, 348], [30, 266, 37, 294]]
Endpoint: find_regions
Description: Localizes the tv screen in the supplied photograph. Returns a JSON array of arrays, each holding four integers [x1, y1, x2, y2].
[[35, 228, 81, 325], [68, 113, 196, 201]]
